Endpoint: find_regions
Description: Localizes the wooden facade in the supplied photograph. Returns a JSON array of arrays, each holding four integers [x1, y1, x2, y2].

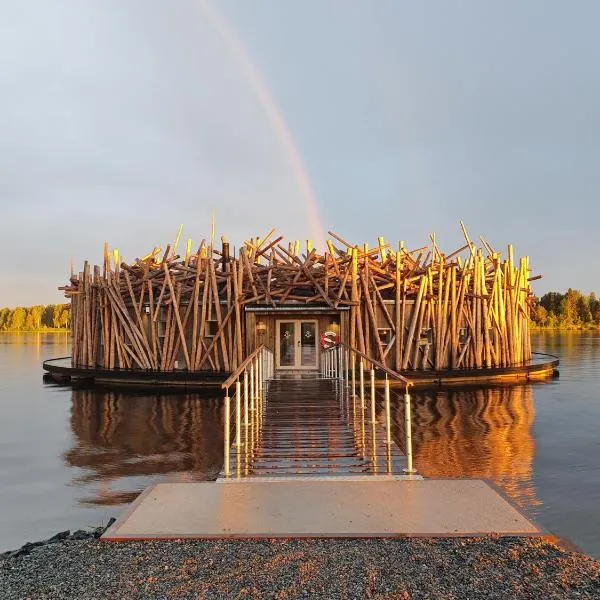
[[61, 225, 535, 374]]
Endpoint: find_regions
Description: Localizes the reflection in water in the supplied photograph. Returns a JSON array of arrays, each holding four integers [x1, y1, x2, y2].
[[64, 389, 224, 506], [395, 385, 540, 511]]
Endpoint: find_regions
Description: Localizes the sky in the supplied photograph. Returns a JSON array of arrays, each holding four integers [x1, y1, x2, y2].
[[1, 0, 599, 306]]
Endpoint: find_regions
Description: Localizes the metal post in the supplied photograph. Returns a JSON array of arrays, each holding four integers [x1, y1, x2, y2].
[[244, 369, 249, 427], [250, 362, 255, 411], [332, 348, 336, 378], [404, 387, 416, 473], [335, 347, 339, 379], [351, 353, 356, 398], [235, 380, 242, 448], [259, 351, 263, 398], [344, 349, 348, 384], [359, 358, 365, 409], [254, 356, 261, 402], [360, 389, 366, 459], [370, 367, 376, 424], [385, 376, 392, 445], [224, 393, 230, 477]]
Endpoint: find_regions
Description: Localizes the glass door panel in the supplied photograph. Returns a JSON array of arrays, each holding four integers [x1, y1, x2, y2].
[[279, 322, 296, 366], [300, 322, 317, 367]]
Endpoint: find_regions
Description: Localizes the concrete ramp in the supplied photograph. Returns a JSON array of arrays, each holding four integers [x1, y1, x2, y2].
[[102, 478, 542, 540]]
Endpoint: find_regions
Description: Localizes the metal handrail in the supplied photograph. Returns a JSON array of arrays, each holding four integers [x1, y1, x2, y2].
[[336, 341, 413, 386], [320, 342, 416, 474], [220, 344, 274, 478], [221, 345, 268, 391]]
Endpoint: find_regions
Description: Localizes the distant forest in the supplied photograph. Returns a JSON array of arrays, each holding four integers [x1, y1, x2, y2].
[[0, 292, 596, 332], [0, 304, 71, 331], [532, 290, 600, 329]]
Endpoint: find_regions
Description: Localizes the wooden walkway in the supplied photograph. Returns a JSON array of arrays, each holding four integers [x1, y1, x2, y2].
[[221, 375, 406, 479], [103, 375, 545, 541]]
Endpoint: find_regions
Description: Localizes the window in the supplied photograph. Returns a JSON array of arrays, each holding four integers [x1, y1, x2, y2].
[[419, 328, 432, 345], [205, 320, 219, 338], [378, 328, 392, 347]]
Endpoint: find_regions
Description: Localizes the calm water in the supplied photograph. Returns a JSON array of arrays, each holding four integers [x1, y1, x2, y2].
[[0, 332, 599, 557]]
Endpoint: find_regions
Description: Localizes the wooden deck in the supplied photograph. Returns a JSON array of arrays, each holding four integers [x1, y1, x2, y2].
[[101, 373, 545, 541], [221, 376, 406, 479]]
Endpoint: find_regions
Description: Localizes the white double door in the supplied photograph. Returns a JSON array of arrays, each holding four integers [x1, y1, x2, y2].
[[276, 320, 318, 369]]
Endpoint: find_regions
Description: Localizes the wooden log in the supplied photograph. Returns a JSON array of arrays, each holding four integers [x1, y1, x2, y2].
[[361, 272, 385, 363], [394, 251, 402, 371], [403, 275, 426, 370], [164, 265, 191, 371], [231, 259, 243, 367], [209, 253, 230, 371]]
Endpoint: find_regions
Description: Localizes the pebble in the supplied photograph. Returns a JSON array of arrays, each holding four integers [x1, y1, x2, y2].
[[1, 530, 599, 599]]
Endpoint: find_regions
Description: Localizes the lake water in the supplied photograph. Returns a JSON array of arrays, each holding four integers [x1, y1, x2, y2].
[[0, 332, 599, 557]]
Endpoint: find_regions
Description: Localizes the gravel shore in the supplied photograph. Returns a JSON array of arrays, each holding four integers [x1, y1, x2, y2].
[[1, 531, 599, 599]]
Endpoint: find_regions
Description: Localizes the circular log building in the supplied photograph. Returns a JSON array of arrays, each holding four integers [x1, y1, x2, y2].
[[44, 226, 558, 387]]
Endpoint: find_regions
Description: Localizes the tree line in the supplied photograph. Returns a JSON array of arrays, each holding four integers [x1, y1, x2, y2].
[[0, 292, 596, 331], [0, 304, 71, 331], [532, 289, 600, 328]]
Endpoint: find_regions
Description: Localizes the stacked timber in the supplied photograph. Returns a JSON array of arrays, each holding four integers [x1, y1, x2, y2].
[[61, 224, 537, 373]]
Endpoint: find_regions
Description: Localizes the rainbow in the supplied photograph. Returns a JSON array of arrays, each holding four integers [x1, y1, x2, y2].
[[197, 0, 326, 248]]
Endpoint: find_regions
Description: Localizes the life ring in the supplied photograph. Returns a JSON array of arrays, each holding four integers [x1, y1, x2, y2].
[[320, 330, 339, 349]]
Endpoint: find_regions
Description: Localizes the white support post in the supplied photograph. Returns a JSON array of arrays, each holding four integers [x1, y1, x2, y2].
[[244, 369, 249, 427], [259, 351, 263, 398], [385, 376, 392, 445], [254, 357, 259, 402], [359, 358, 365, 409], [224, 393, 230, 477], [404, 387, 416, 474], [351, 353, 356, 397], [250, 362, 255, 412], [344, 349, 348, 384], [370, 367, 376, 424], [334, 347, 339, 379], [235, 380, 242, 448]]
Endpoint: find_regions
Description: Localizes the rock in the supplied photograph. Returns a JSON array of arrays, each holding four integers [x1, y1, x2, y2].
[[3, 541, 43, 559], [93, 517, 117, 538], [46, 531, 70, 544]]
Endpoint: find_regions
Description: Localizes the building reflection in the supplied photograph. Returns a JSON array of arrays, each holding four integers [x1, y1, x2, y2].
[[396, 385, 540, 511], [64, 389, 224, 506]]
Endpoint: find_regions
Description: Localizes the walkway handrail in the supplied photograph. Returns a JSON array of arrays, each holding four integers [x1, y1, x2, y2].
[[221, 345, 268, 391], [221, 345, 274, 478], [336, 341, 413, 387], [320, 342, 416, 474]]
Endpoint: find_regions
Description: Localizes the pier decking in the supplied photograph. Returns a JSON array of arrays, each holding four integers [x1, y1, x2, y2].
[[221, 376, 406, 479], [103, 373, 544, 542]]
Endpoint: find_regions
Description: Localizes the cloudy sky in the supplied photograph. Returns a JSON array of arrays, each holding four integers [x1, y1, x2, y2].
[[1, 0, 599, 306]]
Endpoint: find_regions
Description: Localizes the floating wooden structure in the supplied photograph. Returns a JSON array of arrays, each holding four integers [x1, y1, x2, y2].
[[57, 224, 540, 380]]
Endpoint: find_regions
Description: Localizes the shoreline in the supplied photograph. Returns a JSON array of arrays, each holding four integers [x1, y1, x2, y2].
[[0, 329, 69, 333], [2, 528, 599, 599]]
